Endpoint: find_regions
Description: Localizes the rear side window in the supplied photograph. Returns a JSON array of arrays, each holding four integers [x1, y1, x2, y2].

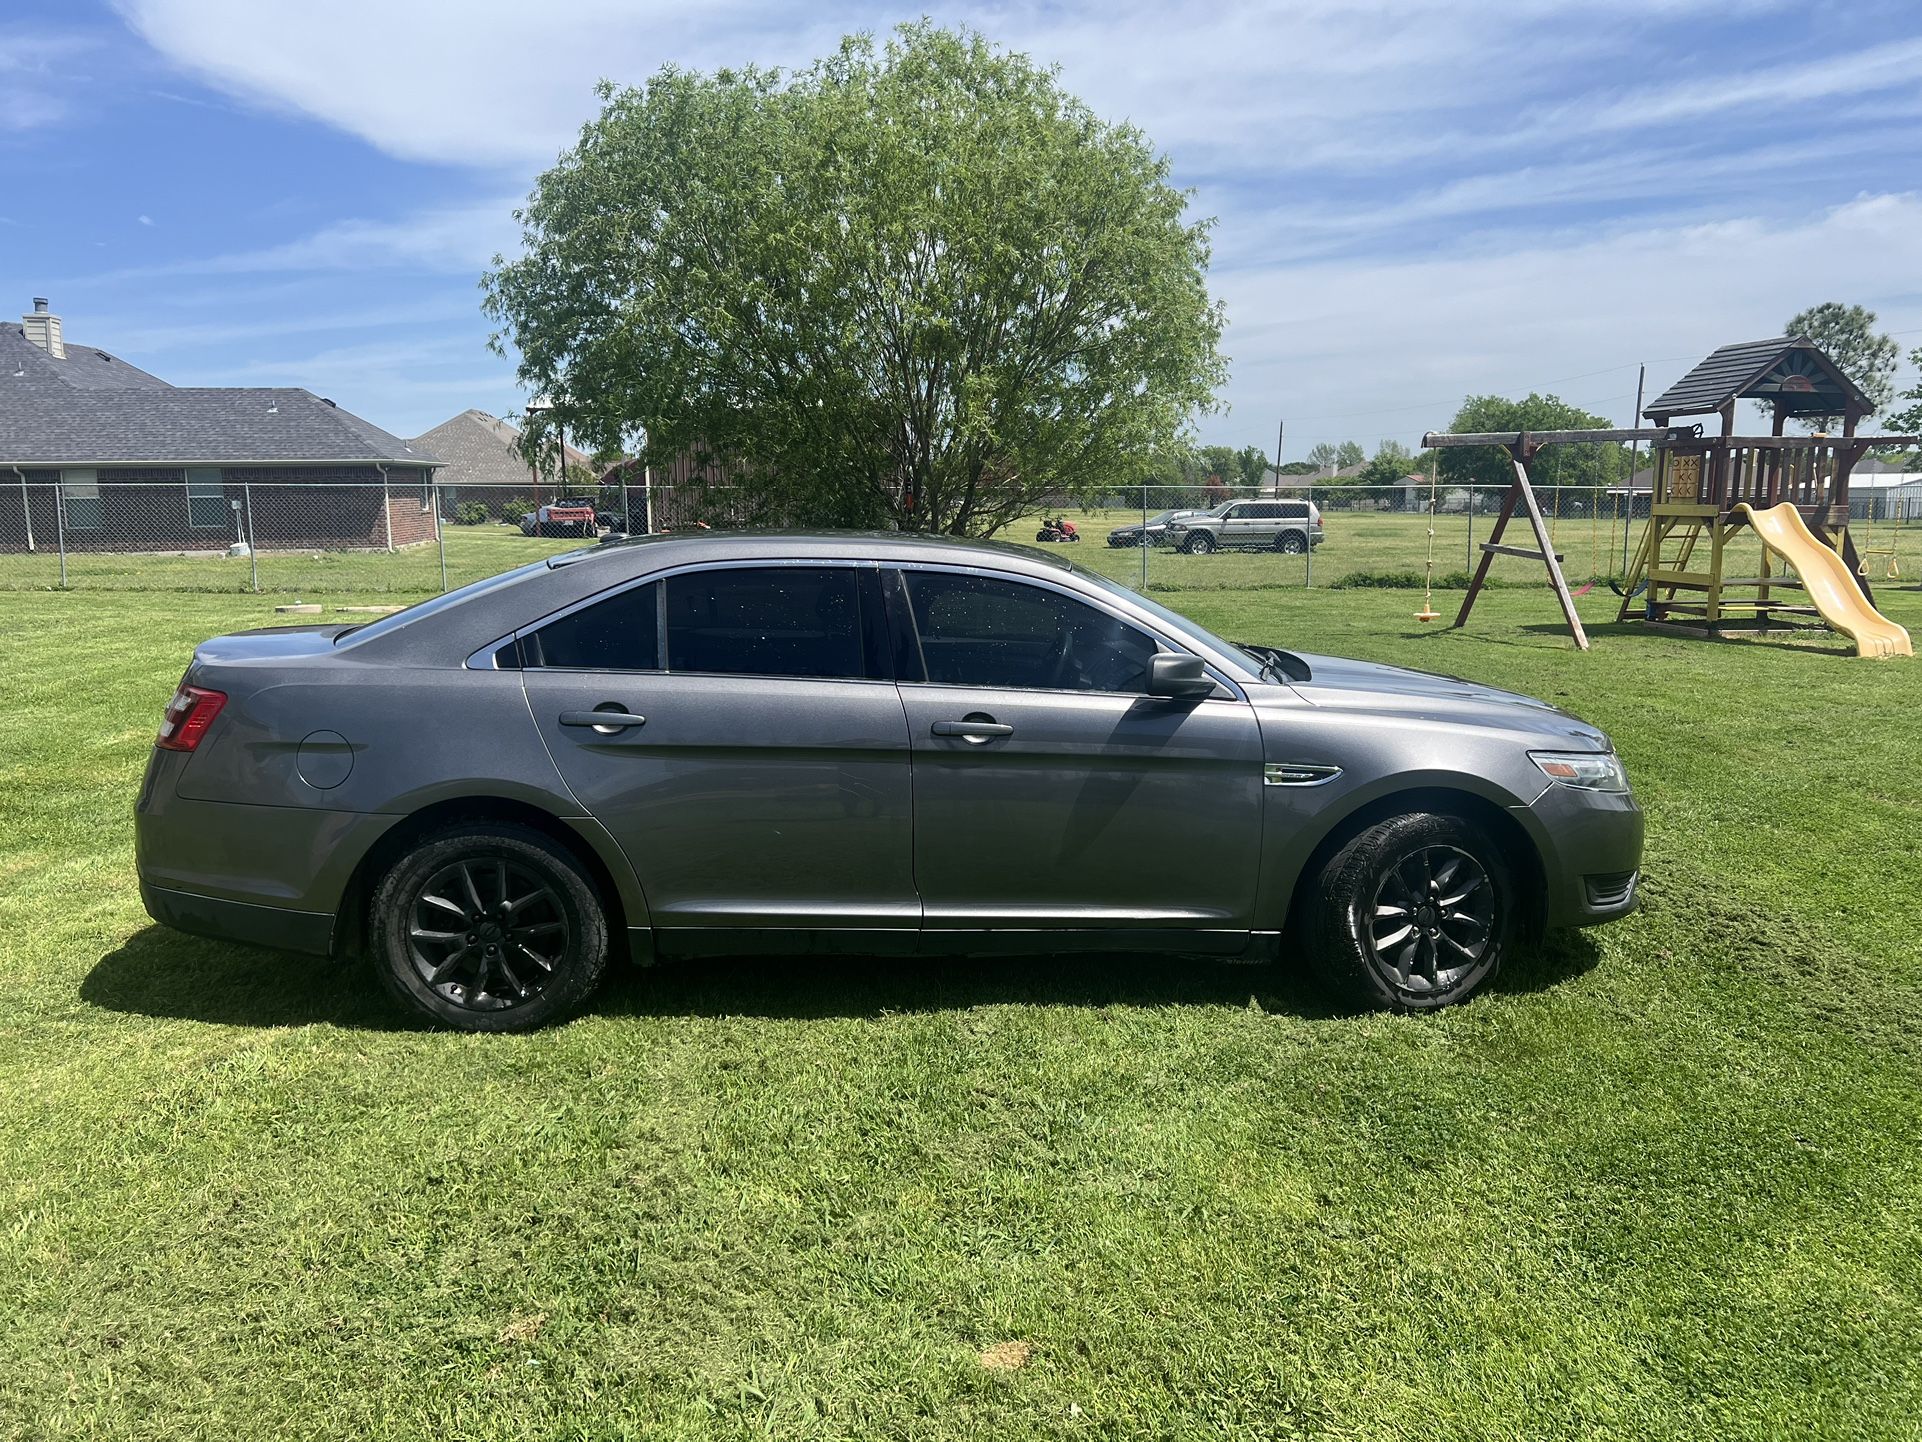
[[665, 566, 863, 679], [901, 571, 1158, 693], [530, 582, 660, 670]]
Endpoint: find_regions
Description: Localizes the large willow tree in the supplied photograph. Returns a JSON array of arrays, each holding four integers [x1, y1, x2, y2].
[[484, 24, 1225, 536]]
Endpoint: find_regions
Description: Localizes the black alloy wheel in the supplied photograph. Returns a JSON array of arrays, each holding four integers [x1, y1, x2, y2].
[[1307, 812, 1512, 1011], [1365, 844, 1495, 997], [372, 824, 609, 1030]]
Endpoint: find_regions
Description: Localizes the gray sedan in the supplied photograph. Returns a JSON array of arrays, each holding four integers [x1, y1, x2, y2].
[[137, 532, 1641, 1030]]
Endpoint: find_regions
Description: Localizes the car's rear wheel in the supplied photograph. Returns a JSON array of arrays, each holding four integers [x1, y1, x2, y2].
[[1181, 532, 1216, 554], [1306, 812, 1511, 1011], [1277, 530, 1308, 554], [371, 823, 609, 1031]]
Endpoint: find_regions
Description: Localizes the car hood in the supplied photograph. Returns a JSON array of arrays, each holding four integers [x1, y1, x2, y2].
[[1277, 652, 1609, 747]]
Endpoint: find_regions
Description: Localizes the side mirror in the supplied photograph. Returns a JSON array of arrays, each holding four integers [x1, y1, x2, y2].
[[1147, 652, 1215, 698]]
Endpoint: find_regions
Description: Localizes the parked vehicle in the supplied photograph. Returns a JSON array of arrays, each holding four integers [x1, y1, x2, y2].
[[1107, 509, 1202, 548], [520, 498, 599, 538], [1163, 499, 1325, 554], [137, 532, 1641, 1031], [1035, 517, 1080, 543]]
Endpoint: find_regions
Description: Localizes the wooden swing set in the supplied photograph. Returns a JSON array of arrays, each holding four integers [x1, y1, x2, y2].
[[1421, 336, 1921, 653]]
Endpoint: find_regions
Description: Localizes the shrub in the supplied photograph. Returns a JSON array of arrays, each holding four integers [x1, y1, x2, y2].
[[455, 501, 491, 526]]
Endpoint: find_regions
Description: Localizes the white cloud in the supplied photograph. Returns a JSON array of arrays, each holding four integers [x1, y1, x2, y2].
[[109, 0, 1805, 173], [1211, 194, 1922, 449], [94, 199, 521, 281], [0, 25, 103, 131], [138, 213, 155, 226]]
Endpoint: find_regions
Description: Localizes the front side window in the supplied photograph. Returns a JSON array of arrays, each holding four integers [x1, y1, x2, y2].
[[186, 467, 226, 529], [665, 566, 863, 679], [528, 581, 660, 670], [902, 570, 1159, 694], [61, 468, 101, 530]]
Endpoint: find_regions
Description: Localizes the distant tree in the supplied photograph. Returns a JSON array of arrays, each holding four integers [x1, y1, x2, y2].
[[1198, 445, 1240, 492], [1883, 346, 1922, 434], [1276, 460, 1319, 476], [1335, 440, 1365, 468], [484, 23, 1226, 537], [1305, 442, 1341, 471], [1439, 394, 1628, 491], [1234, 444, 1269, 489], [1785, 302, 1899, 430], [1358, 440, 1417, 490]]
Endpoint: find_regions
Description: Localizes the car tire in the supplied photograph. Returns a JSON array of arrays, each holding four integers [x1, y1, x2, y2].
[[1306, 812, 1512, 1012], [1277, 531, 1308, 554], [370, 823, 610, 1031], [1181, 532, 1216, 554]]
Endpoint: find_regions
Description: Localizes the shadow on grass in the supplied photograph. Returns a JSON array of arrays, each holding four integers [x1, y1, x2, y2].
[[83, 927, 410, 1031], [85, 924, 1602, 1028]]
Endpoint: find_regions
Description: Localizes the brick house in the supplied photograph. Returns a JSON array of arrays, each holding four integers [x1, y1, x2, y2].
[[2, 299, 441, 554], [410, 408, 592, 520]]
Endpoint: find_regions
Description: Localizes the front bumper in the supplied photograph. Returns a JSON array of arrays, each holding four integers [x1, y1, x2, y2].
[[1519, 782, 1645, 928]]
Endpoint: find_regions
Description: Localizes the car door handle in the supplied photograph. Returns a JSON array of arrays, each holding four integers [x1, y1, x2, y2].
[[560, 709, 647, 732], [931, 719, 1013, 739]]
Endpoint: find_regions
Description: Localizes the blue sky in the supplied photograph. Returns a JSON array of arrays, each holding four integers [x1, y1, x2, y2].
[[5, 0, 1921, 453]]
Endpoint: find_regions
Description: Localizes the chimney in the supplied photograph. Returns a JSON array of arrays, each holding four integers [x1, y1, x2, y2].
[[22, 298, 64, 360]]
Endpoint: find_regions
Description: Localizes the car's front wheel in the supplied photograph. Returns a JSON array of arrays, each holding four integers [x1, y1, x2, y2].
[[1306, 812, 1512, 1011], [1180, 531, 1216, 554], [371, 823, 610, 1030]]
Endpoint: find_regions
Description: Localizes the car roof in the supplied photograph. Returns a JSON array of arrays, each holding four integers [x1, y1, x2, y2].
[[566, 528, 1078, 575]]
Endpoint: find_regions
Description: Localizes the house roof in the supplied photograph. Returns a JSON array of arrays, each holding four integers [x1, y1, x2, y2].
[[1643, 336, 1873, 421], [410, 409, 592, 489], [0, 318, 432, 466]]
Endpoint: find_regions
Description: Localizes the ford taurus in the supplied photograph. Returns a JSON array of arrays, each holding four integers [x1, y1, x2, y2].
[[136, 532, 1641, 1030]]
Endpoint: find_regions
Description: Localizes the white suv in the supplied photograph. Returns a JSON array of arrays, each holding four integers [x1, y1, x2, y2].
[[1162, 499, 1325, 554]]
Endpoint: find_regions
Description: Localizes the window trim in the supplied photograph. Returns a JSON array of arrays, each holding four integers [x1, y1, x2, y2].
[[185, 467, 226, 530], [513, 557, 890, 684], [888, 562, 1242, 701], [60, 467, 102, 531]]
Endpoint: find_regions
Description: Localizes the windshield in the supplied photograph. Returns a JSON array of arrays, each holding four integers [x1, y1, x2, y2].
[[1071, 565, 1271, 680]]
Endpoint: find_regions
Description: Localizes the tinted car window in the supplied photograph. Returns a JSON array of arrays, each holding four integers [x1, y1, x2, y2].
[[903, 571, 1158, 693], [530, 582, 660, 670], [666, 566, 863, 679]]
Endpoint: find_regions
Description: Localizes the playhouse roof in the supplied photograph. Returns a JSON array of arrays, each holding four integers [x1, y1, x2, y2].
[[1643, 336, 1874, 422]]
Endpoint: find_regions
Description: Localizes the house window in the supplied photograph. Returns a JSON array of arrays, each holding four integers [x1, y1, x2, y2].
[[186, 468, 227, 529], [61, 468, 102, 530]]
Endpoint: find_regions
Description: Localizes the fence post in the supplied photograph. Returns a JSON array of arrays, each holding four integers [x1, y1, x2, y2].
[[1139, 481, 1149, 590], [1304, 486, 1313, 587], [245, 483, 259, 593], [54, 480, 67, 588], [435, 482, 448, 592], [18, 473, 33, 553], [1465, 488, 1476, 574], [381, 474, 394, 551]]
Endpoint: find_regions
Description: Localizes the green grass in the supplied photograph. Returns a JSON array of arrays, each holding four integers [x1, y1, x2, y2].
[[2, 579, 1920, 1439]]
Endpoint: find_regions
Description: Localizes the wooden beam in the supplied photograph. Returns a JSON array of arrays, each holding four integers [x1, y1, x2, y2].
[[1422, 430, 1922, 450], [1480, 542, 1566, 562]]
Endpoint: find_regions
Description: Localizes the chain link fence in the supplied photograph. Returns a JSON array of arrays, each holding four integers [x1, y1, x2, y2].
[[3, 477, 1915, 597]]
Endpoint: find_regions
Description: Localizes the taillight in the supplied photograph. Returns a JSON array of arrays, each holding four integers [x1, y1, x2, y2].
[[157, 685, 227, 752]]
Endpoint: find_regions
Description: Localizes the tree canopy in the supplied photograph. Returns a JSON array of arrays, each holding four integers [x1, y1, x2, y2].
[[483, 23, 1226, 536], [1784, 302, 1898, 430], [1887, 347, 1922, 435]]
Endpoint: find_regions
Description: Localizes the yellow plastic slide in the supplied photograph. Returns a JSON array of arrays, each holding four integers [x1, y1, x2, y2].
[[1734, 503, 1912, 659]]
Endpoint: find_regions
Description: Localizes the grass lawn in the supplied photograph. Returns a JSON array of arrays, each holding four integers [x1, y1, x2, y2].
[[2, 577, 1920, 1439]]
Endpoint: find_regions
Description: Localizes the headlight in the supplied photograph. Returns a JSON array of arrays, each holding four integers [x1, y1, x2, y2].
[[1530, 750, 1629, 793]]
